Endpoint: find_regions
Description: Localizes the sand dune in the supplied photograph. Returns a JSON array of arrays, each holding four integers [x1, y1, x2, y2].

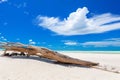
[[0, 51, 120, 80]]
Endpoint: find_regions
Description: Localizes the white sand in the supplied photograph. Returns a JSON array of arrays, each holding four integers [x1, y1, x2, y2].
[[0, 51, 120, 80]]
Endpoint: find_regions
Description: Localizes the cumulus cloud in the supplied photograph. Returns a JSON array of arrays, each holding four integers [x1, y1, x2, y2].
[[81, 38, 120, 47], [64, 41, 78, 46], [37, 7, 120, 36], [0, 0, 7, 3]]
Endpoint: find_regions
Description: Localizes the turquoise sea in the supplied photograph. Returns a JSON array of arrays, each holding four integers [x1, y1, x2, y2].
[[0, 49, 120, 54]]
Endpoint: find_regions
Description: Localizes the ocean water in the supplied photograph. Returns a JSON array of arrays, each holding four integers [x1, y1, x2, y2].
[[58, 51, 120, 54], [0, 49, 120, 54]]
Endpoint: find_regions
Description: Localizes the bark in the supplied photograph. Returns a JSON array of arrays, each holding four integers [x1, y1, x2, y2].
[[1, 43, 98, 67]]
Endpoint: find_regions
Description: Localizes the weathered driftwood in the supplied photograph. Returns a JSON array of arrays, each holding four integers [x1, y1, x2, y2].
[[0, 42, 98, 67], [1, 42, 120, 74]]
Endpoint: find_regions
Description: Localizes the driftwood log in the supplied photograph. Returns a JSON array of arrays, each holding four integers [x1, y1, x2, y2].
[[0, 42, 98, 67], [0, 42, 120, 74]]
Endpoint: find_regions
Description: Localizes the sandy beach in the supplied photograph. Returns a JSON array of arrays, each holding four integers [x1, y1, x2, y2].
[[0, 51, 120, 80]]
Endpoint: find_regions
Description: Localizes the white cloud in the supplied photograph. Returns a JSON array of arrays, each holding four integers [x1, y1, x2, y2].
[[37, 7, 120, 36], [0, 0, 7, 3], [29, 39, 36, 45], [7, 2, 27, 9], [16, 38, 20, 40], [81, 38, 120, 47], [0, 36, 7, 41], [105, 38, 120, 41], [64, 41, 78, 46], [29, 39, 32, 42]]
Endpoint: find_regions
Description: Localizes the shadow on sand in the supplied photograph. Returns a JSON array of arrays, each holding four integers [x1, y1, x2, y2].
[[9, 56, 89, 68]]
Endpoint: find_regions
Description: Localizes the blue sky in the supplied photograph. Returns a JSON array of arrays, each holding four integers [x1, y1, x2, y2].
[[0, 0, 120, 50]]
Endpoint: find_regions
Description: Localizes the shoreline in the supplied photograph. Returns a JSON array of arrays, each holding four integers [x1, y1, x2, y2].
[[58, 51, 120, 54]]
